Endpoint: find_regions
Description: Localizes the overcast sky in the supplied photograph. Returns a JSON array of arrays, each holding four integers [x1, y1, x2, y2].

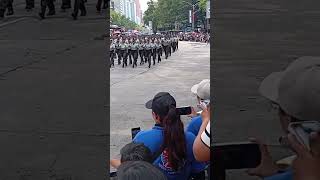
[[140, 0, 150, 14]]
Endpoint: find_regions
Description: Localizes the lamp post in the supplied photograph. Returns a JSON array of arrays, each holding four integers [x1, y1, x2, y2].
[[181, 0, 200, 31]]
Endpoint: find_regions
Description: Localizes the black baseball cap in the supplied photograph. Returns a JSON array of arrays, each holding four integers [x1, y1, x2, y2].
[[145, 92, 176, 116]]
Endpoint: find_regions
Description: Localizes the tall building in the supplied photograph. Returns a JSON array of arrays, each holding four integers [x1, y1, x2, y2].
[[135, 0, 141, 24], [112, 0, 142, 25], [111, 0, 122, 14]]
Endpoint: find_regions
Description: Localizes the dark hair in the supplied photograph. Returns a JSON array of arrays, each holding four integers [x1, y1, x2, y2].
[[117, 161, 167, 180], [156, 104, 187, 171], [120, 142, 152, 163]]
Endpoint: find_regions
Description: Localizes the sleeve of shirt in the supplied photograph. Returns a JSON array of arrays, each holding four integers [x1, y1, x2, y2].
[[200, 122, 210, 148]]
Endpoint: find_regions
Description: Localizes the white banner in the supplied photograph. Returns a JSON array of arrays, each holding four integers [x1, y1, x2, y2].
[[189, 10, 192, 23], [206, 0, 210, 19]]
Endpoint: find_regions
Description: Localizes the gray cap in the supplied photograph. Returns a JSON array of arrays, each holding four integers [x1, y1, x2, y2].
[[259, 56, 320, 120], [191, 79, 210, 100]]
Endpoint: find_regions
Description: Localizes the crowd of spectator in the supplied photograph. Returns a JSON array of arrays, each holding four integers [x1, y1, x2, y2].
[[179, 32, 210, 43]]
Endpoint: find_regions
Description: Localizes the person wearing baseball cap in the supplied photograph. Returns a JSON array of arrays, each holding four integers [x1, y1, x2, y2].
[[248, 57, 320, 180], [190, 79, 211, 162], [187, 79, 210, 136], [134, 92, 206, 180]]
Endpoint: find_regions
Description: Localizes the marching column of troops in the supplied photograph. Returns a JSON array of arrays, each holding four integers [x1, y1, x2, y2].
[[0, 0, 107, 19], [110, 35, 179, 69]]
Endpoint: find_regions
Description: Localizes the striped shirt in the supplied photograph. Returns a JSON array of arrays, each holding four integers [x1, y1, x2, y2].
[[200, 122, 210, 147]]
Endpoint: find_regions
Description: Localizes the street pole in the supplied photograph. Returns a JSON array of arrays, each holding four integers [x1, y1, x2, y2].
[[181, 0, 200, 31], [192, 5, 194, 31]]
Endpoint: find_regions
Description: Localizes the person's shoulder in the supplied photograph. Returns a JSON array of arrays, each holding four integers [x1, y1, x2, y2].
[[136, 127, 162, 138], [185, 131, 196, 142], [135, 129, 154, 136], [133, 130, 152, 142], [191, 115, 202, 121]]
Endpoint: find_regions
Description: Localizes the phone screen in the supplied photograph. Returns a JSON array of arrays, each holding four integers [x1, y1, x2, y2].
[[213, 142, 261, 169], [131, 127, 141, 140], [176, 106, 192, 115], [288, 121, 320, 150]]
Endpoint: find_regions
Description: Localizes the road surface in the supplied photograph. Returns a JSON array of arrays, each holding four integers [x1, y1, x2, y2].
[[0, 2, 107, 179]]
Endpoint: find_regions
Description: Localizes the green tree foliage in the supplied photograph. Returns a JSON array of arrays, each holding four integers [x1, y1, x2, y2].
[[143, 0, 158, 32], [199, 0, 207, 11], [143, 0, 208, 31], [196, 0, 208, 29], [110, 10, 139, 30]]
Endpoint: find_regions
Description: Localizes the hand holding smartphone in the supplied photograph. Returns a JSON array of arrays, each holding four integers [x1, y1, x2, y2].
[[176, 106, 192, 115], [288, 121, 320, 151], [198, 99, 210, 110], [131, 127, 141, 140]]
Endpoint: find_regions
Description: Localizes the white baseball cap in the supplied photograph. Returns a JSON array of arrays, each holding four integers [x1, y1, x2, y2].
[[191, 79, 210, 100], [259, 56, 320, 120]]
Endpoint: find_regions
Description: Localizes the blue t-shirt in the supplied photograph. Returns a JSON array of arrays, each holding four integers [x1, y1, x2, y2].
[[186, 115, 202, 136], [133, 124, 206, 180], [264, 169, 293, 180]]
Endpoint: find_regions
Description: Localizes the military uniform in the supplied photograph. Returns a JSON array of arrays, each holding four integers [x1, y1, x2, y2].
[[144, 41, 152, 68], [168, 38, 172, 56], [131, 41, 139, 68], [71, 0, 86, 20], [156, 40, 162, 63], [138, 40, 145, 65], [25, 0, 34, 10], [39, 0, 55, 19], [171, 37, 176, 52], [128, 40, 133, 65], [115, 40, 121, 65], [162, 38, 169, 59], [96, 0, 106, 12], [120, 41, 129, 68], [0, 0, 13, 18], [110, 41, 116, 67], [176, 37, 179, 50], [61, 0, 71, 10], [151, 41, 157, 65]]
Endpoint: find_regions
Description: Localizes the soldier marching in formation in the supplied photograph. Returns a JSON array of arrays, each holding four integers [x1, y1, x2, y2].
[[0, 0, 104, 19], [110, 34, 179, 69]]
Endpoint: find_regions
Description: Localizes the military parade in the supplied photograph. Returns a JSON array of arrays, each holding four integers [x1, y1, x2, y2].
[[0, 0, 107, 19], [110, 34, 179, 68]]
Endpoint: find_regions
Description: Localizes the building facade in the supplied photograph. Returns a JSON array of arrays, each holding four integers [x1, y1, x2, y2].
[[112, 0, 142, 25]]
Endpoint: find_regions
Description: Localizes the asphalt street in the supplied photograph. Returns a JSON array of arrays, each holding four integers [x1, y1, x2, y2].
[[0, 2, 107, 179], [110, 42, 210, 168]]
